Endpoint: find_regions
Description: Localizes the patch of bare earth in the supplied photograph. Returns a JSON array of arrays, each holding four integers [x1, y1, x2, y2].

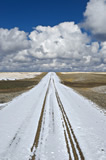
[[57, 72, 106, 110], [0, 72, 47, 104]]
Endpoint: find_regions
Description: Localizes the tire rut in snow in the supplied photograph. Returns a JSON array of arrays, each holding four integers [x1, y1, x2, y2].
[[53, 79, 85, 160], [30, 78, 51, 160], [3, 85, 46, 159]]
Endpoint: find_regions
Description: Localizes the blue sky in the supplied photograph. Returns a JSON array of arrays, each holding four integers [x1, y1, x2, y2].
[[0, 0, 89, 32], [0, 0, 106, 72]]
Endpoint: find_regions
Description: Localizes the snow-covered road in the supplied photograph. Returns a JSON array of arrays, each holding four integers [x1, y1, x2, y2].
[[0, 73, 106, 160]]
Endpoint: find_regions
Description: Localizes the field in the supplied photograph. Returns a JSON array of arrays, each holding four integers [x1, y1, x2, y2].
[[57, 72, 106, 110], [0, 72, 47, 103]]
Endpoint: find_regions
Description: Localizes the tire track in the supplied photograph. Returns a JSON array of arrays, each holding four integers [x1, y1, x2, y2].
[[2, 88, 44, 159], [6, 85, 47, 151], [30, 78, 51, 160], [30, 77, 84, 160], [53, 79, 85, 160]]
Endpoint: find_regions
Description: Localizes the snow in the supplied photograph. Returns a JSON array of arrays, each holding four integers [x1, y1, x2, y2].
[[34, 79, 69, 160], [61, 72, 106, 74], [91, 85, 106, 94], [0, 103, 8, 110], [0, 73, 50, 160], [54, 73, 106, 160], [0, 72, 41, 80], [0, 72, 106, 160]]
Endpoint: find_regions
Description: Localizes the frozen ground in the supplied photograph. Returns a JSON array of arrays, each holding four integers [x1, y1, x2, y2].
[[0, 73, 106, 160], [61, 72, 106, 74], [91, 86, 106, 94], [0, 72, 41, 80]]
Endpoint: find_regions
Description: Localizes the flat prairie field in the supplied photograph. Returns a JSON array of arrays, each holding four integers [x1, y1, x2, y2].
[[57, 72, 106, 110], [0, 72, 47, 104]]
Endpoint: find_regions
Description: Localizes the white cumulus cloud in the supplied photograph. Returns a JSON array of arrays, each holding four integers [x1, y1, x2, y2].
[[82, 0, 106, 41], [0, 22, 106, 71], [0, 27, 30, 56]]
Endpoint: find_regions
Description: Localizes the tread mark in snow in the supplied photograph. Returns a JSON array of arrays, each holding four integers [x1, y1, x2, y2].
[[30, 79, 51, 160], [30, 77, 84, 160], [5, 85, 45, 157], [53, 79, 85, 160], [9, 127, 21, 147], [50, 93, 55, 133], [62, 121, 72, 160]]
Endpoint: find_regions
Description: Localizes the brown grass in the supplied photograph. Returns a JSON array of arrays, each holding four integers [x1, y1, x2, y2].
[[0, 72, 47, 103], [57, 72, 106, 110]]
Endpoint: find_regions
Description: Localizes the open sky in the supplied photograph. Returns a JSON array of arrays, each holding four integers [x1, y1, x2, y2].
[[0, 0, 89, 32], [0, 0, 106, 72]]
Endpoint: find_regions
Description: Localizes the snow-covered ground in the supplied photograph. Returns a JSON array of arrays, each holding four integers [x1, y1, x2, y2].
[[0, 73, 106, 160], [61, 72, 106, 74], [0, 72, 41, 80], [91, 85, 106, 94]]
